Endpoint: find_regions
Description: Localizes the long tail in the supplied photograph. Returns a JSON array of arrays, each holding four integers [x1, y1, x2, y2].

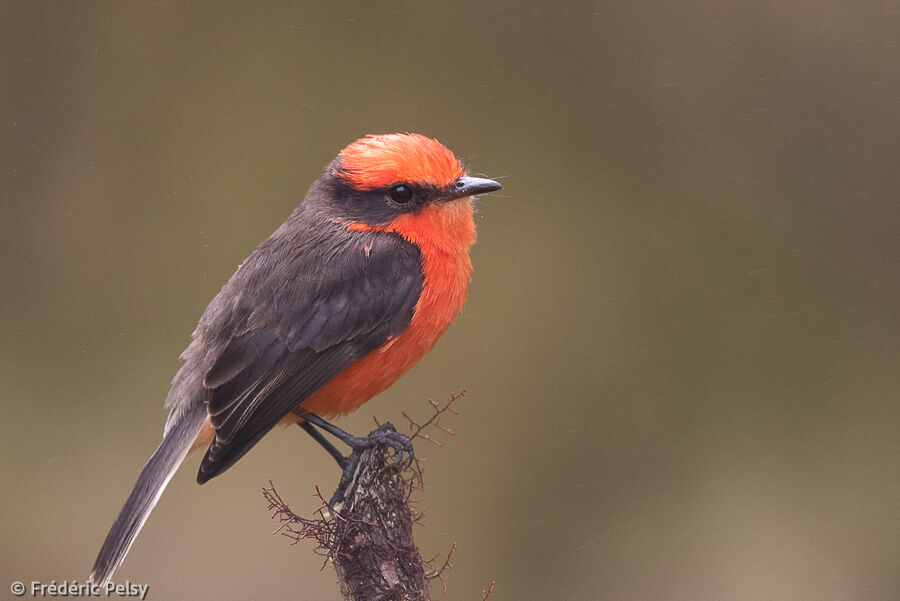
[[90, 404, 206, 585]]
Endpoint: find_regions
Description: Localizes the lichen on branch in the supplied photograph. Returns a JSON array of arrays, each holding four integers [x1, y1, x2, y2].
[[263, 392, 467, 601]]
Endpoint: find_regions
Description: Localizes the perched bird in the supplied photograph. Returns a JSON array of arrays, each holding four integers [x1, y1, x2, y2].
[[90, 133, 501, 584]]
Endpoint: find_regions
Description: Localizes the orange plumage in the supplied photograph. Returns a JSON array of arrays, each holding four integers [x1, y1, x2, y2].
[[337, 133, 465, 191], [301, 200, 476, 418], [91, 132, 501, 586], [193, 137, 479, 443], [299, 134, 476, 417]]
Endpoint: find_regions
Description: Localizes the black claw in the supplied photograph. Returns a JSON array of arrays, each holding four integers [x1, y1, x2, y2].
[[299, 414, 415, 510], [302, 414, 413, 458], [351, 422, 413, 461]]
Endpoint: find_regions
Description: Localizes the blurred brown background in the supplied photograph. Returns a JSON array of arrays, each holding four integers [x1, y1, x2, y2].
[[2, 2, 899, 600]]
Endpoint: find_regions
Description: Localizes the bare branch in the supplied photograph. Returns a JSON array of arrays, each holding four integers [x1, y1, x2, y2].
[[424, 542, 456, 596], [263, 393, 492, 601], [402, 390, 465, 445]]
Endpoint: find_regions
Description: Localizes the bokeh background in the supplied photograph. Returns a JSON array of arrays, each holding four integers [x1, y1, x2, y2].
[[2, 2, 899, 600]]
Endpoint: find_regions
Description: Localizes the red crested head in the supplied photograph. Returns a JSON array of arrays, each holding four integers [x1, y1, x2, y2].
[[336, 133, 466, 191]]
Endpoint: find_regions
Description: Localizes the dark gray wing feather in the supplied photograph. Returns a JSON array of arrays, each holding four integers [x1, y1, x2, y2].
[[192, 215, 422, 483]]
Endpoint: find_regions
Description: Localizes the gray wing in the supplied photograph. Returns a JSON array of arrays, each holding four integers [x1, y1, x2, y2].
[[190, 218, 422, 483]]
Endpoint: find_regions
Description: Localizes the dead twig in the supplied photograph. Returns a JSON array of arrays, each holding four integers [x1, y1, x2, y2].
[[264, 393, 484, 601]]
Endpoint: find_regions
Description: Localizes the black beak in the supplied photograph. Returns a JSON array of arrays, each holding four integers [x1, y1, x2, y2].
[[445, 176, 502, 200]]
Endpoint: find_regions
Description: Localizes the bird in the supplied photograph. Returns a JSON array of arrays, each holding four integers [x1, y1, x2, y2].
[[89, 132, 501, 585]]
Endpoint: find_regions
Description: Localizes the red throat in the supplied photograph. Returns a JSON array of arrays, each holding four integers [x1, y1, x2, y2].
[[284, 134, 476, 419], [337, 133, 466, 190], [296, 200, 476, 418]]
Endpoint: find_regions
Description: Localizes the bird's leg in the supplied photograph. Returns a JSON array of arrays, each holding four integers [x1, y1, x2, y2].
[[301, 413, 414, 462], [299, 413, 415, 509], [299, 420, 347, 469]]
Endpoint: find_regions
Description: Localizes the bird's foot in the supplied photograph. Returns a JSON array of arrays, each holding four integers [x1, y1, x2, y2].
[[344, 422, 413, 464], [302, 414, 413, 465], [299, 414, 414, 510]]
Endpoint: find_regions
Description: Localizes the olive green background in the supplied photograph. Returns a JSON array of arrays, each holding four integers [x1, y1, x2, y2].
[[2, 2, 899, 600]]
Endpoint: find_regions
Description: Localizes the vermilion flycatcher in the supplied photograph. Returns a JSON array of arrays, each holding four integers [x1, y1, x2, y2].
[[90, 133, 501, 584]]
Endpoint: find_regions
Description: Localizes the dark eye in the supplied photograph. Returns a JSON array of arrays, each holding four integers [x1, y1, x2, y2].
[[388, 184, 413, 204]]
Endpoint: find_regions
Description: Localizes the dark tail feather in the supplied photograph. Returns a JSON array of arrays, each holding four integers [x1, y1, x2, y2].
[[90, 405, 206, 585]]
